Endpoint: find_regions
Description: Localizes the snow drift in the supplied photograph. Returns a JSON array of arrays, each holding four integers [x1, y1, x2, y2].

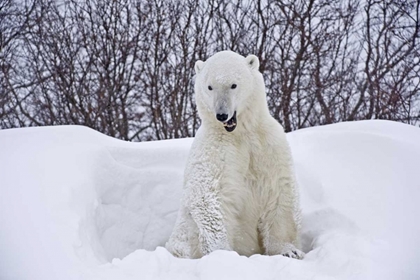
[[0, 120, 419, 279]]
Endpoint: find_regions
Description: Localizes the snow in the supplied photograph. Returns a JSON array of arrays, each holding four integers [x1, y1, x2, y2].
[[1, 120, 420, 280]]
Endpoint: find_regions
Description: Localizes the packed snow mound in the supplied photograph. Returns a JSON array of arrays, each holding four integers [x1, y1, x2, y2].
[[0, 120, 419, 280]]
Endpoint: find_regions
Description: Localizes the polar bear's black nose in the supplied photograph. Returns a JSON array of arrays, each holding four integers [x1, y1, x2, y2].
[[216, 113, 228, 122]]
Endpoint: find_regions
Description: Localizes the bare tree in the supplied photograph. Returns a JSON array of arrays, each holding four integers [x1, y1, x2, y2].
[[1, 0, 419, 140], [0, 0, 37, 128]]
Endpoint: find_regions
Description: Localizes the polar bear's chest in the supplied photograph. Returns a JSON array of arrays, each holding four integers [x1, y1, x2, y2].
[[246, 150, 274, 181]]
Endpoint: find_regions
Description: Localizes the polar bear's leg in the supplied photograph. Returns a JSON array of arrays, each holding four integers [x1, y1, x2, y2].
[[189, 191, 231, 257], [258, 208, 304, 259], [258, 181, 304, 259], [166, 205, 194, 258]]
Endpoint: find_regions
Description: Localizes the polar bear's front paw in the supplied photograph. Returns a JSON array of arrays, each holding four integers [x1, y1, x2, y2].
[[280, 243, 305, 259], [282, 248, 305, 259], [201, 239, 232, 256], [165, 240, 189, 258]]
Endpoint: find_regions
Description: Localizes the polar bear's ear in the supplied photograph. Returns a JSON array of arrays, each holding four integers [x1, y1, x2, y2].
[[246, 55, 259, 71], [195, 60, 205, 74]]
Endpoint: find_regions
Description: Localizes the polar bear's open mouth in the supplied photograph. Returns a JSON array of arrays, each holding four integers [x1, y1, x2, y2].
[[223, 111, 237, 132]]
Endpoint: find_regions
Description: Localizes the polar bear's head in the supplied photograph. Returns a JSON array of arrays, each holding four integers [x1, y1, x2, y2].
[[194, 51, 262, 132]]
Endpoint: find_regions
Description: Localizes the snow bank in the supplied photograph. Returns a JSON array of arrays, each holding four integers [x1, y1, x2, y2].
[[1, 120, 419, 279]]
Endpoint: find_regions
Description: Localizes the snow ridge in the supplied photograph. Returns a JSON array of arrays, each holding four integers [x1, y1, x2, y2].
[[1, 120, 420, 279]]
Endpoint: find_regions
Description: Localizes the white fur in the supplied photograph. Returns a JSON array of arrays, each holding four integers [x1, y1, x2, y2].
[[166, 51, 303, 259]]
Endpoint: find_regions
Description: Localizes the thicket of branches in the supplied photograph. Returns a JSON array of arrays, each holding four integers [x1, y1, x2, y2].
[[1, 0, 419, 141]]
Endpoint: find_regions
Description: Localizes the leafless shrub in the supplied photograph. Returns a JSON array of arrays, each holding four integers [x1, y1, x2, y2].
[[1, 0, 419, 139]]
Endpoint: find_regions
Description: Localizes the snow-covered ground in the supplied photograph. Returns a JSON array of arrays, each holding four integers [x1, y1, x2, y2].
[[1, 120, 419, 280]]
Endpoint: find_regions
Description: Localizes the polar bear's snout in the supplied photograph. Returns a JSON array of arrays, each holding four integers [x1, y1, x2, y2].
[[214, 92, 236, 132], [219, 111, 237, 132]]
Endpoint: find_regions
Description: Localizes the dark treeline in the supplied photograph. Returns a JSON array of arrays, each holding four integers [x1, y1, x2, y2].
[[1, 0, 419, 141]]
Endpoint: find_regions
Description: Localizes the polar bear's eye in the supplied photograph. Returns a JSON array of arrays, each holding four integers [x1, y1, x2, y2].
[[208, 86, 213, 90], [231, 84, 237, 89]]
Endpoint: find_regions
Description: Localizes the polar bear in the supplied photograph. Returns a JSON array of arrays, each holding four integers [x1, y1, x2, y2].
[[166, 51, 303, 259]]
